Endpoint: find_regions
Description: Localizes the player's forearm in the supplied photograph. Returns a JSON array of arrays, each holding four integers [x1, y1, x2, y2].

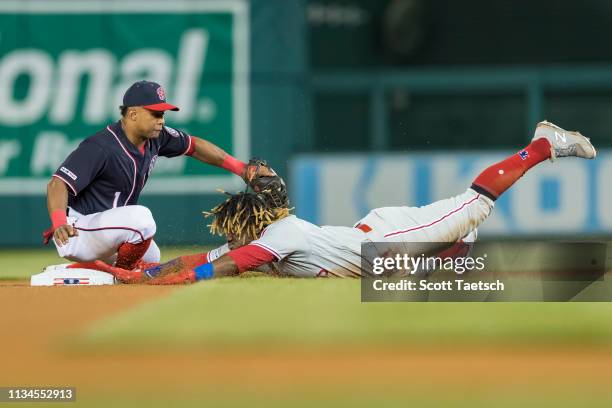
[[141, 244, 269, 284], [47, 178, 69, 213], [46, 178, 69, 228], [190, 136, 246, 177], [142, 252, 238, 285], [211, 255, 240, 277]]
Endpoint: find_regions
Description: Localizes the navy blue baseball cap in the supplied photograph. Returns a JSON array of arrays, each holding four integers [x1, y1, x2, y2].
[[122, 80, 179, 111]]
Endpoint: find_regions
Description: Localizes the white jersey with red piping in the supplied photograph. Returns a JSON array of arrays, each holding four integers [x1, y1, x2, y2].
[[250, 215, 367, 277], [247, 189, 493, 278]]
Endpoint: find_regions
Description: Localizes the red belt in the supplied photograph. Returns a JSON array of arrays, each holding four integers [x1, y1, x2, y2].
[[355, 223, 372, 233]]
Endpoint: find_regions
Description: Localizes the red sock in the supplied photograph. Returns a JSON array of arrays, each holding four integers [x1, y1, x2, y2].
[[115, 238, 152, 270], [472, 138, 551, 199]]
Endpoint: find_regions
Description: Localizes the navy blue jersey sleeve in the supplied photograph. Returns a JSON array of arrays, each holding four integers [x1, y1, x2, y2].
[[53, 140, 107, 195], [158, 126, 192, 158]]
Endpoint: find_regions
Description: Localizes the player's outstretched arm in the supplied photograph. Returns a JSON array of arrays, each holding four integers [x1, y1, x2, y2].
[[189, 137, 279, 184], [147, 243, 276, 284], [98, 254, 241, 285], [189, 136, 247, 179], [145, 254, 240, 285], [100, 244, 275, 285]]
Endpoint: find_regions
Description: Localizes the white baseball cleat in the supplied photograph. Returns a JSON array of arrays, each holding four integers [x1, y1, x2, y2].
[[533, 121, 597, 161]]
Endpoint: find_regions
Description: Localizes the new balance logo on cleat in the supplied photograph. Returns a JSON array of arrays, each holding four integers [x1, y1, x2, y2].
[[554, 131, 567, 145], [533, 121, 596, 161]]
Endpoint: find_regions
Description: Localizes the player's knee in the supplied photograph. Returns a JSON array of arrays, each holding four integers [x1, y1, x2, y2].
[[476, 195, 494, 219], [465, 189, 494, 222], [125, 205, 157, 239], [56, 243, 81, 262]]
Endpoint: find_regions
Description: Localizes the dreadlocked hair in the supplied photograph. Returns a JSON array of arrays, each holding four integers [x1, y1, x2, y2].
[[204, 191, 291, 241]]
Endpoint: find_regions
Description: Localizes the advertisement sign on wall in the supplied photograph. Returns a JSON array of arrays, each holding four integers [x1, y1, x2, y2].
[[0, 0, 249, 195], [291, 152, 611, 236]]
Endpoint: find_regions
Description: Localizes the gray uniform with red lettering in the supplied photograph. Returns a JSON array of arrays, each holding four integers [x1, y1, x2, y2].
[[234, 189, 493, 277]]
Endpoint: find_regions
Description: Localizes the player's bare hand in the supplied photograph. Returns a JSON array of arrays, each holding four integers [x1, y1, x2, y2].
[[53, 224, 78, 246]]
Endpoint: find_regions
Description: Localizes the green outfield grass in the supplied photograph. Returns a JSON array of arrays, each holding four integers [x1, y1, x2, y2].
[[0, 248, 64, 279], [78, 275, 612, 349], [0, 246, 209, 280], [5, 247, 612, 349]]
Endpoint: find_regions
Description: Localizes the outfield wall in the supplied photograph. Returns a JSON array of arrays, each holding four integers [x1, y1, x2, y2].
[[0, 0, 307, 247], [290, 151, 612, 237]]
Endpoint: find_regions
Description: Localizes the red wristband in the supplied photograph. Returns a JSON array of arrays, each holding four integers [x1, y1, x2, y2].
[[185, 136, 197, 156], [50, 209, 68, 230], [221, 155, 246, 177]]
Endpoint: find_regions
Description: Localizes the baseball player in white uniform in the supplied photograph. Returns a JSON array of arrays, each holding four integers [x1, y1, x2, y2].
[[92, 121, 597, 284]]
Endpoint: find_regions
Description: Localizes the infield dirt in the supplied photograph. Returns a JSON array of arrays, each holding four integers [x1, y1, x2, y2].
[[2, 280, 612, 406]]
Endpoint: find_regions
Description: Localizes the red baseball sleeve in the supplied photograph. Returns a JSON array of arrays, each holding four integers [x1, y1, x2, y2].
[[227, 244, 277, 273]]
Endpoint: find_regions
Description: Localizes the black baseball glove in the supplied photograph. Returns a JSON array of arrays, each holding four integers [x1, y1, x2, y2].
[[245, 158, 289, 208]]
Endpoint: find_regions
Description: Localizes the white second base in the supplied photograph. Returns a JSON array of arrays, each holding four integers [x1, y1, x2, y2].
[[31, 265, 116, 286]]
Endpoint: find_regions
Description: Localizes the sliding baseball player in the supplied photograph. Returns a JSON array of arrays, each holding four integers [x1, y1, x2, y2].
[[91, 121, 596, 283]]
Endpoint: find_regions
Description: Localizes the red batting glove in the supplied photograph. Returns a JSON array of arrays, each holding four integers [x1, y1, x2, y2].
[[133, 259, 160, 272], [93, 260, 144, 284], [146, 270, 196, 285]]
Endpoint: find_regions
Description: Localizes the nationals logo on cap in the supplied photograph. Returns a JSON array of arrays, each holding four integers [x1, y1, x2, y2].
[[122, 80, 179, 112], [156, 86, 166, 101]]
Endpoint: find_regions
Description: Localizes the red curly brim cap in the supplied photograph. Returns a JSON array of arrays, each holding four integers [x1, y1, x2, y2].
[[143, 102, 179, 111]]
